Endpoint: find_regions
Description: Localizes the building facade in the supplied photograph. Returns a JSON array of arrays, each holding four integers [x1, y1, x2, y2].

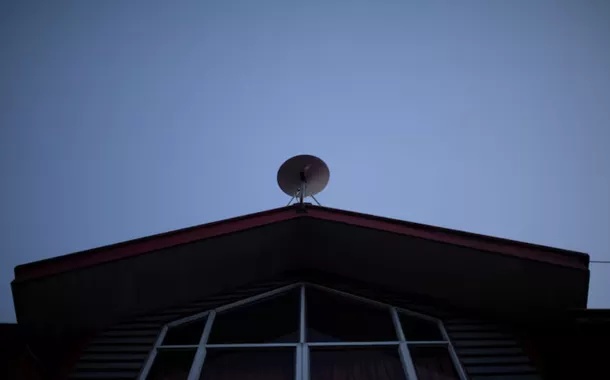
[[7, 204, 607, 379]]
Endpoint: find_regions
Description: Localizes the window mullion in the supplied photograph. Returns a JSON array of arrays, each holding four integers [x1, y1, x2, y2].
[[299, 285, 307, 380], [393, 307, 418, 380], [187, 310, 216, 380], [303, 344, 310, 380], [438, 320, 468, 380], [391, 307, 406, 341], [137, 325, 168, 380], [300, 285, 306, 343], [399, 343, 419, 380], [296, 344, 303, 380]]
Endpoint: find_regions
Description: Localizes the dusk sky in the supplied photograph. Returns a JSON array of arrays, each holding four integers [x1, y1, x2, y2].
[[1, 1, 609, 322]]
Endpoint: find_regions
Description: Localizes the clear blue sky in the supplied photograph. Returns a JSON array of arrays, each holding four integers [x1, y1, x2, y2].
[[1, 1, 609, 322]]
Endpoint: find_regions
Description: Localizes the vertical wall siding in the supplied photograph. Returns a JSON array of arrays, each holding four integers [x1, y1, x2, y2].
[[70, 279, 289, 380], [444, 320, 539, 380], [70, 277, 541, 380]]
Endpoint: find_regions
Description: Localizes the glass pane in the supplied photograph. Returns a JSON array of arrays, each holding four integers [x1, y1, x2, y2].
[[399, 313, 443, 341], [200, 348, 294, 380], [207, 288, 300, 344], [409, 346, 460, 380], [306, 287, 397, 342], [147, 349, 196, 380], [310, 346, 407, 380], [163, 316, 208, 345]]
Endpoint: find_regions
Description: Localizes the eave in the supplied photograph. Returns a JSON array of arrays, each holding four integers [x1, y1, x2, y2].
[[14, 204, 588, 282]]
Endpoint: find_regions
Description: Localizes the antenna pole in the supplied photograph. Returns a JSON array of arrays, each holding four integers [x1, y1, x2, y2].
[[310, 194, 321, 206], [299, 183, 305, 204]]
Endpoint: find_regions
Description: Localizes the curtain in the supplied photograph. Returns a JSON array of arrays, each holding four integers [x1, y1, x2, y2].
[[411, 348, 459, 380], [148, 348, 458, 380], [310, 349, 407, 380], [200, 350, 293, 380]]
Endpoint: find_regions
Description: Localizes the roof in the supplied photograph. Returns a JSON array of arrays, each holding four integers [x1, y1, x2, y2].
[[14, 204, 588, 282], [11, 204, 590, 351]]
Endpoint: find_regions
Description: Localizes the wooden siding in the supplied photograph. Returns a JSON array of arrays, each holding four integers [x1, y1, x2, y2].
[[70, 276, 542, 380], [446, 322, 539, 379]]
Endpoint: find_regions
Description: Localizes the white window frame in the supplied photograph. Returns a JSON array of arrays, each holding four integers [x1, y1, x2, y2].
[[138, 282, 467, 380]]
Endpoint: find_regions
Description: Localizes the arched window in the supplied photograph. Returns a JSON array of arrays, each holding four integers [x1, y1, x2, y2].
[[138, 283, 467, 380]]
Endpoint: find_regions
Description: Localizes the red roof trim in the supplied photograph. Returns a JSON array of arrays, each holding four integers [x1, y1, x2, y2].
[[306, 207, 588, 270], [14, 206, 300, 282], [14, 205, 589, 283]]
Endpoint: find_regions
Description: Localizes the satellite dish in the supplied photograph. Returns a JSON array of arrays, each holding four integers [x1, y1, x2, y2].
[[277, 155, 329, 206]]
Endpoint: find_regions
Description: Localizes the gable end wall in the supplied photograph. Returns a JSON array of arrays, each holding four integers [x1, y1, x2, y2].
[[70, 276, 542, 380]]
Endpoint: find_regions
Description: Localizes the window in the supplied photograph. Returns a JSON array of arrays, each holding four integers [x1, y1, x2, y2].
[[138, 284, 466, 380], [208, 287, 300, 344]]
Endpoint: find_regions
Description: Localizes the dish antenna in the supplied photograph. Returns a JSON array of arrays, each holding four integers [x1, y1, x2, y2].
[[277, 155, 330, 206]]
